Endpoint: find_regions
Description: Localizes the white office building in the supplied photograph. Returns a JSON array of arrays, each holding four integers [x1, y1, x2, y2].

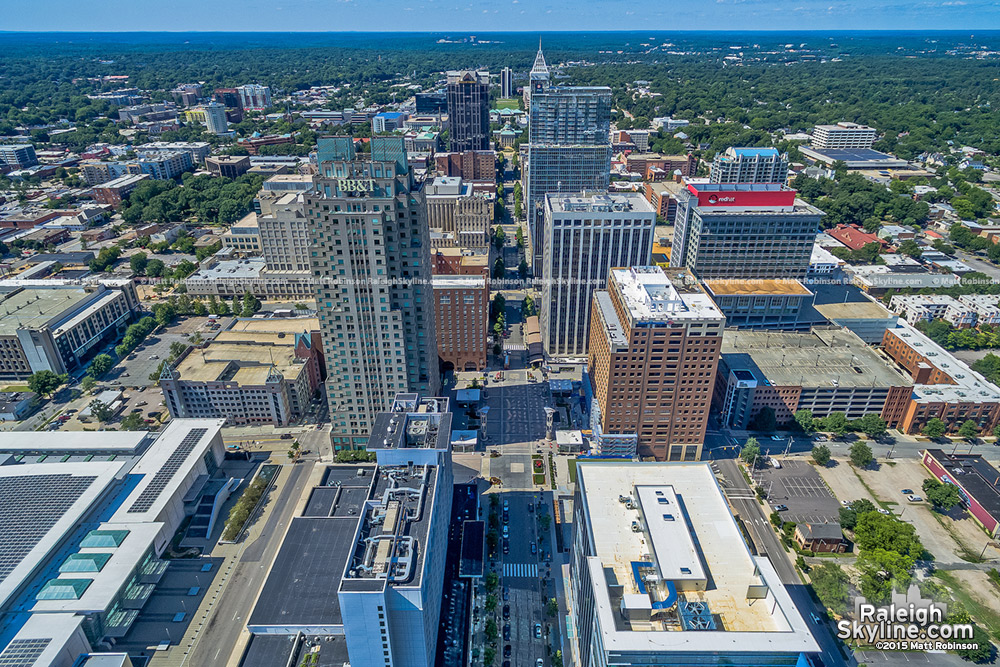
[[810, 122, 878, 150], [541, 192, 655, 357], [571, 461, 820, 667], [339, 394, 453, 667]]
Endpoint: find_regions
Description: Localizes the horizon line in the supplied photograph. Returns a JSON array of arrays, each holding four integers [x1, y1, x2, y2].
[[0, 28, 996, 34]]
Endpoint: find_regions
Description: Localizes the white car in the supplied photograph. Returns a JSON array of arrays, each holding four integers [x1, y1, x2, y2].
[[907, 495, 923, 503], [877, 508, 891, 515]]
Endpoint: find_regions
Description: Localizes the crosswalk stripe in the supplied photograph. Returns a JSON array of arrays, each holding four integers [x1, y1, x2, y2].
[[503, 563, 538, 578], [503, 342, 527, 351]]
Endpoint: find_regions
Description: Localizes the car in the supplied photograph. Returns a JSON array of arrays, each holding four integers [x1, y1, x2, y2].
[[841, 500, 851, 506], [537, 660, 544, 667], [503, 625, 511, 640], [503, 645, 511, 658], [877, 508, 891, 515], [531, 542, 537, 554], [528, 503, 534, 513], [503, 604, 510, 620], [280, 433, 293, 439], [774, 504, 788, 511], [148, 354, 158, 360], [503, 499, 509, 509], [503, 662, 510, 667], [901, 489, 914, 495], [503, 586, 509, 601], [534, 623, 542, 639], [907, 495, 923, 503], [136, 400, 147, 407], [502, 525, 509, 538], [771, 435, 783, 441]]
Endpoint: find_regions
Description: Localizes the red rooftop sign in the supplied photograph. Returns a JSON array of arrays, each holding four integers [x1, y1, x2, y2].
[[687, 185, 797, 208]]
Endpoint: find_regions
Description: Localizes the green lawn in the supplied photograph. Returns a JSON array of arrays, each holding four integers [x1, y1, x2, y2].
[[533, 473, 546, 485], [568, 458, 577, 484], [494, 98, 520, 110]]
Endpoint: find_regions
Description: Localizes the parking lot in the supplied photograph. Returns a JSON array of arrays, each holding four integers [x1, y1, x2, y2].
[[109, 316, 231, 388], [754, 459, 840, 524]]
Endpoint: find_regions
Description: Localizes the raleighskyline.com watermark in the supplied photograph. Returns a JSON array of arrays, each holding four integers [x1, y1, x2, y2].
[[836, 590, 978, 652]]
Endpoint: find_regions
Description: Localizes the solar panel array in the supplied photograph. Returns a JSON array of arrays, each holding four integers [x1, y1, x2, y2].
[[127, 428, 207, 514], [0, 475, 98, 584], [0, 638, 50, 667]]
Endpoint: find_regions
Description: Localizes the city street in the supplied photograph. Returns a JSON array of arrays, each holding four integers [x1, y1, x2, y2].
[[716, 458, 854, 667]]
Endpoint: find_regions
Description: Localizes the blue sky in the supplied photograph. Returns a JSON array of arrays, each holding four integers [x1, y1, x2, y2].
[[4, 0, 997, 31]]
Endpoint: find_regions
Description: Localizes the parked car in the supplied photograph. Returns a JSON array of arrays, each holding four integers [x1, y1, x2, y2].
[[841, 500, 851, 506], [534, 623, 542, 639], [771, 435, 783, 441], [774, 504, 788, 511], [280, 433, 293, 439], [503, 625, 511, 640], [503, 604, 510, 620], [530, 542, 537, 554], [877, 508, 891, 515], [907, 495, 923, 503], [901, 489, 914, 495]]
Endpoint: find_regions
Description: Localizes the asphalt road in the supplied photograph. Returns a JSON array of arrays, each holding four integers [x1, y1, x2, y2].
[[185, 461, 313, 667], [498, 491, 547, 667], [717, 458, 853, 667]]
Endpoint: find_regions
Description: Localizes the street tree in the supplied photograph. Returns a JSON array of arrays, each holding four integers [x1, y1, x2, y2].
[[740, 437, 761, 467], [88, 399, 114, 423], [811, 444, 831, 466], [922, 418, 947, 438], [28, 370, 67, 397], [849, 441, 874, 468], [857, 413, 887, 439], [958, 419, 980, 440], [88, 353, 114, 377], [794, 408, 815, 433], [822, 412, 848, 436], [922, 479, 962, 510]]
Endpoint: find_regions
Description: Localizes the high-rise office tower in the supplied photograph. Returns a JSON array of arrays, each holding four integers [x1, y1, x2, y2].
[[307, 136, 439, 449], [339, 393, 454, 667], [587, 266, 725, 461], [709, 147, 789, 184], [446, 70, 490, 152], [670, 183, 824, 280], [203, 101, 229, 135], [500, 66, 514, 99], [541, 192, 655, 357], [525, 45, 612, 269], [811, 122, 878, 149]]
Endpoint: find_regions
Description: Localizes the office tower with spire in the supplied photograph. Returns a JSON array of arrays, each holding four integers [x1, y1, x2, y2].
[[446, 70, 490, 151], [524, 43, 612, 269], [307, 136, 439, 449]]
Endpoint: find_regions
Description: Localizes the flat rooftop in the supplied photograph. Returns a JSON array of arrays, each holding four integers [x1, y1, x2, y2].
[[611, 266, 724, 324], [367, 395, 452, 450], [0, 462, 124, 610], [721, 328, 912, 389], [576, 462, 819, 655], [248, 466, 375, 629], [889, 321, 1000, 404], [813, 300, 895, 320], [0, 431, 149, 455], [547, 191, 653, 215], [247, 517, 360, 629], [924, 450, 1000, 520], [172, 337, 308, 384], [340, 464, 438, 589], [704, 279, 812, 297], [0, 286, 94, 335]]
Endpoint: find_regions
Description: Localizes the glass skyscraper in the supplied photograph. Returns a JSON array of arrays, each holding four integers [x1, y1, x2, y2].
[[524, 45, 612, 270]]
